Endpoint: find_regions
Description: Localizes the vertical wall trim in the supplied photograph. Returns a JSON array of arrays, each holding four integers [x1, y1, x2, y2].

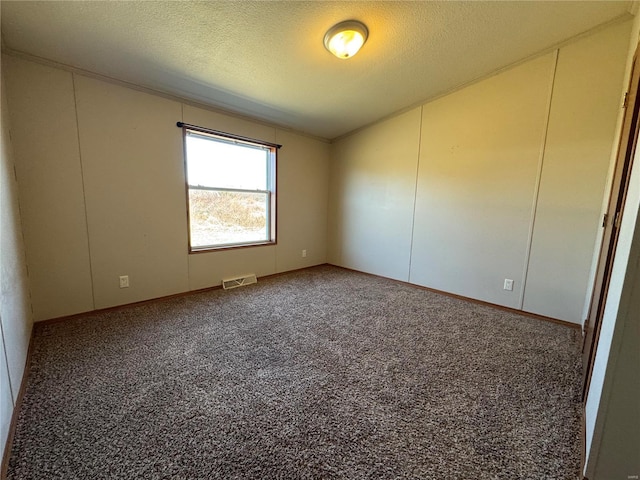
[[407, 106, 425, 283], [71, 73, 96, 310], [0, 321, 15, 405], [518, 50, 560, 309], [6, 97, 36, 321]]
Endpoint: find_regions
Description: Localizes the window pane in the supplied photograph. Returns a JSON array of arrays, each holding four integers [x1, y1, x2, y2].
[[186, 134, 268, 190], [189, 189, 268, 248]]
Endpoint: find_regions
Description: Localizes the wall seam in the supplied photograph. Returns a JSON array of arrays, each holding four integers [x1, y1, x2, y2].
[[331, 14, 632, 144], [323, 140, 331, 267], [327, 142, 341, 267], [12, 163, 35, 320], [0, 321, 15, 405], [518, 49, 560, 310], [4, 66, 36, 321], [407, 106, 424, 283], [1, 49, 330, 144], [71, 73, 97, 310]]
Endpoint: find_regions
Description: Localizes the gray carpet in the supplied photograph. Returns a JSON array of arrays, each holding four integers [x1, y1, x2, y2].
[[7, 265, 583, 479]]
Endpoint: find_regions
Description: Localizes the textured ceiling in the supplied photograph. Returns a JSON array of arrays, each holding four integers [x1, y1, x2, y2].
[[0, 1, 633, 140]]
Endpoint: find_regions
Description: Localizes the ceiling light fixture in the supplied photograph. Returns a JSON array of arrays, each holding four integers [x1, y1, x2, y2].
[[323, 20, 368, 59]]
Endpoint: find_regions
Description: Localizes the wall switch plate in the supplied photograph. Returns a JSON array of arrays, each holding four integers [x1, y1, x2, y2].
[[302, 249, 307, 258], [119, 275, 129, 288], [503, 278, 514, 291]]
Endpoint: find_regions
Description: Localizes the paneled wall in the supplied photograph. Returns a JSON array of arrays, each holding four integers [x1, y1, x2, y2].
[[0, 73, 33, 461], [3, 58, 93, 320], [4, 56, 331, 320], [74, 76, 189, 309], [411, 53, 555, 309], [329, 20, 631, 323], [523, 24, 630, 321], [328, 108, 421, 281]]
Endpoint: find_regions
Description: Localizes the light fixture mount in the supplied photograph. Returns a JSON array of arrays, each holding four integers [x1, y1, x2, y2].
[[323, 20, 368, 59]]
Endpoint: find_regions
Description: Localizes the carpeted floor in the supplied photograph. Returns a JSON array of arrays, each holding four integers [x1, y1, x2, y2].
[[7, 265, 583, 479]]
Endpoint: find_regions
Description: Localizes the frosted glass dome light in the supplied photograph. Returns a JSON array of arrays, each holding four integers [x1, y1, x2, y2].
[[324, 20, 368, 59]]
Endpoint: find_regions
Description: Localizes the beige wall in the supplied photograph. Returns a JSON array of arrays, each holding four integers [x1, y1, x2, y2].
[[523, 21, 631, 321], [276, 130, 330, 273], [0, 330, 13, 458], [3, 57, 94, 320], [3, 55, 331, 320], [75, 76, 189, 309], [411, 53, 555, 308], [0, 71, 33, 459], [328, 108, 421, 281], [329, 20, 631, 323]]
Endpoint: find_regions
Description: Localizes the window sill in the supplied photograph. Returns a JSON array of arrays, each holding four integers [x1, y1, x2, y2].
[[189, 240, 277, 254]]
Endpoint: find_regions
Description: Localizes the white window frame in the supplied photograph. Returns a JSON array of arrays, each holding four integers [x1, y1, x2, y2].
[[180, 123, 278, 253]]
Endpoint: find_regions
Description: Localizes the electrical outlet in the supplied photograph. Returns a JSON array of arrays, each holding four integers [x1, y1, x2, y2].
[[119, 275, 129, 288], [302, 249, 307, 258], [503, 278, 514, 291]]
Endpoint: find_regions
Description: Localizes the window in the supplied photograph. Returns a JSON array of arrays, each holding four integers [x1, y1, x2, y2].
[[181, 124, 277, 252]]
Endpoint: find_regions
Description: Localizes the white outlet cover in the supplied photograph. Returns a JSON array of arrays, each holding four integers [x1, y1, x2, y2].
[[503, 279, 514, 291]]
